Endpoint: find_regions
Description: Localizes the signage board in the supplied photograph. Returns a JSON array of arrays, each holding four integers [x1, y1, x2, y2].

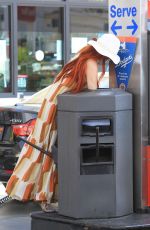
[[115, 36, 137, 89], [109, 0, 140, 36]]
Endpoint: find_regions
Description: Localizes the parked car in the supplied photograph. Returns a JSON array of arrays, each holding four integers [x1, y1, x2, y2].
[[0, 104, 39, 184]]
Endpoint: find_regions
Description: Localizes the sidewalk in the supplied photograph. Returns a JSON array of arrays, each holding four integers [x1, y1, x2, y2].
[[0, 183, 41, 230]]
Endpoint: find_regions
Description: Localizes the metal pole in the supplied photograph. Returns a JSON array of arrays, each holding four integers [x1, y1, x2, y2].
[[16, 136, 51, 157]]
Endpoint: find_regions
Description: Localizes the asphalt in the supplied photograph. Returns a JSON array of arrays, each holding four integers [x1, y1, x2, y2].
[[0, 199, 41, 230], [3, 199, 150, 230]]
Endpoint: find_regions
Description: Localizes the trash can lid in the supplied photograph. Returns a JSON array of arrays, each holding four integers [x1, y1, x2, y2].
[[58, 88, 132, 112]]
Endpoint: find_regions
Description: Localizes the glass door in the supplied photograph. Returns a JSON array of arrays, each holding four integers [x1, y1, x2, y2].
[[0, 5, 11, 93], [17, 6, 64, 92]]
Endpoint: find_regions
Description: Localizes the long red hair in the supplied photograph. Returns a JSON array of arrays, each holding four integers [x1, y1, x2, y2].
[[54, 44, 107, 93]]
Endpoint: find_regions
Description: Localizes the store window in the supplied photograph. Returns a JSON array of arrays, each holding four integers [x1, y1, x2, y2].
[[17, 6, 64, 92], [0, 6, 11, 93], [70, 7, 109, 88]]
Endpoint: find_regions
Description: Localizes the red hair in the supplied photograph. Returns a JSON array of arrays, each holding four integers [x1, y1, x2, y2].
[[54, 45, 107, 93]]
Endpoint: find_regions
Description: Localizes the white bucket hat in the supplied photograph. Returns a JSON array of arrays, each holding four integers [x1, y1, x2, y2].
[[88, 34, 120, 64]]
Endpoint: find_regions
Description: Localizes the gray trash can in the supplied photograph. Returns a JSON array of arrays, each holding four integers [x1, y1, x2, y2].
[[57, 88, 133, 218]]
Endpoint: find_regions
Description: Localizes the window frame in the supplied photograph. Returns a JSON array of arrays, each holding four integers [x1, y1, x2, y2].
[[0, 0, 108, 96]]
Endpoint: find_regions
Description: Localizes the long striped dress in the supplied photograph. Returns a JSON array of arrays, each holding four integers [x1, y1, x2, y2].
[[6, 77, 79, 203]]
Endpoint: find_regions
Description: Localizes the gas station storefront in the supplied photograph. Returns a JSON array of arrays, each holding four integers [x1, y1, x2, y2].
[[0, 0, 108, 99], [31, 0, 150, 229]]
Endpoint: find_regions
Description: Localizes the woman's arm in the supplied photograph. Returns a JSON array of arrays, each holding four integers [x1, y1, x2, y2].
[[86, 59, 98, 90]]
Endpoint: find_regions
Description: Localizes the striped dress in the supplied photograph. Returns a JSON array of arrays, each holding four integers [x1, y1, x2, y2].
[[6, 77, 79, 203]]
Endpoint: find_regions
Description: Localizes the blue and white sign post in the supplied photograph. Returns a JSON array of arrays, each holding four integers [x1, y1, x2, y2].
[[109, 0, 149, 213], [115, 37, 137, 89], [109, 0, 139, 89]]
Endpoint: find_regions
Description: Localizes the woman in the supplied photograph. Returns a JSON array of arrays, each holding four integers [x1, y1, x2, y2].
[[6, 33, 120, 211]]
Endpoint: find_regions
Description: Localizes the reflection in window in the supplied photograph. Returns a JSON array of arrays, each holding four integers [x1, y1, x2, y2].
[[70, 7, 109, 88], [0, 6, 11, 93], [70, 8, 108, 54], [17, 6, 64, 92]]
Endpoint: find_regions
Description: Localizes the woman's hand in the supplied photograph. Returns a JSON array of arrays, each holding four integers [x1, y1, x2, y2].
[[86, 59, 98, 90]]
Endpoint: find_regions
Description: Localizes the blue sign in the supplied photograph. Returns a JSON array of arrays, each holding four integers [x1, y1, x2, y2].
[[110, 5, 138, 35], [115, 37, 137, 89], [126, 19, 138, 35], [111, 20, 122, 35]]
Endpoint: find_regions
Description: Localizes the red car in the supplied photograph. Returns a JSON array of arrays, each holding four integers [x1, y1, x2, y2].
[[0, 104, 39, 184]]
